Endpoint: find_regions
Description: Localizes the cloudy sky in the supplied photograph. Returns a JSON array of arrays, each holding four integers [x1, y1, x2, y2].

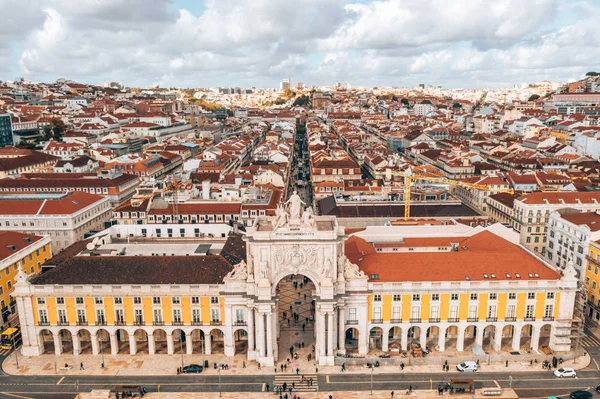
[[1, 0, 599, 89]]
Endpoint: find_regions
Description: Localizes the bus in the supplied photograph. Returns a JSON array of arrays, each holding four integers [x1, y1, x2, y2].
[[0, 327, 21, 350]]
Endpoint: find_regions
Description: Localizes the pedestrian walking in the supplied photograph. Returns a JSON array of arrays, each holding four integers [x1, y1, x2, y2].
[[302, 323, 305, 331], [296, 367, 300, 375], [243, 361, 246, 368], [80, 362, 84, 370], [266, 384, 270, 392], [400, 361, 404, 370], [391, 391, 394, 398]]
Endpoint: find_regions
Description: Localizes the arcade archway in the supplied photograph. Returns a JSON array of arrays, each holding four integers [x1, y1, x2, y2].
[[276, 274, 316, 362]]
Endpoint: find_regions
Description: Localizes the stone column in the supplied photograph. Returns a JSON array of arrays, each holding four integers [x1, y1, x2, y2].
[[167, 333, 174, 355], [475, 326, 484, 348], [72, 333, 81, 356], [205, 334, 212, 355], [186, 333, 193, 355], [247, 308, 255, 353], [318, 311, 326, 355], [512, 326, 521, 351], [148, 334, 155, 355], [256, 313, 265, 357], [530, 325, 541, 351], [91, 334, 100, 355], [382, 329, 389, 352], [129, 334, 137, 355], [110, 334, 118, 355], [437, 328, 446, 352], [493, 328, 502, 352], [266, 311, 273, 357], [419, 328, 427, 350], [338, 307, 345, 353], [53, 334, 63, 355], [327, 312, 334, 356], [456, 327, 465, 352], [401, 329, 408, 352]]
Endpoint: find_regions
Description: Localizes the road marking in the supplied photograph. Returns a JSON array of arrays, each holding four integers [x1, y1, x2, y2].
[[56, 377, 64, 385], [326, 375, 330, 383], [262, 383, 265, 392], [593, 357, 600, 369], [493, 380, 500, 388], [513, 386, 592, 390]]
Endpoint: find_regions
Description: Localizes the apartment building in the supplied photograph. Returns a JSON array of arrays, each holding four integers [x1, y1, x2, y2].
[[0, 191, 112, 251], [0, 231, 51, 329]]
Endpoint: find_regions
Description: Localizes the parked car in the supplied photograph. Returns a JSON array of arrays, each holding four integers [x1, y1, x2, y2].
[[570, 390, 592, 399], [553, 367, 576, 378], [456, 361, 478, 372], [182, 364, 203, 374]]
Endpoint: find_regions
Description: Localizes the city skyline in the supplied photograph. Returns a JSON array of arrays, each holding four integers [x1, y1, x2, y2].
[[1, 0, 599, 89]]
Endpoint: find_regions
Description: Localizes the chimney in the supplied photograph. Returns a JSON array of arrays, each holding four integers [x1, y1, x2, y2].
[[202, 179, 210, 200]]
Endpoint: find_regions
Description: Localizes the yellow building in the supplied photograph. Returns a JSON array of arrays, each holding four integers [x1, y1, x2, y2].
[[584, 240, 600, 322], [13, 219, 579, 366], [0, 231, 52, 329], [550, 129, 569, 144]]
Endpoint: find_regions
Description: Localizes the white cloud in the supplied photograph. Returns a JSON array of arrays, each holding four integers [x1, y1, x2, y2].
[[4, 0, 600, 87]]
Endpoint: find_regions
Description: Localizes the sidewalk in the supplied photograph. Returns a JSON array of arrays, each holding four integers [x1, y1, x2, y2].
[[77, 389, 519, 399], [2, 349, 591, 376]]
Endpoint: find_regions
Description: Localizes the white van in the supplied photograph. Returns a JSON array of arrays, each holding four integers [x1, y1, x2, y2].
[[456, 361, 478, 372]]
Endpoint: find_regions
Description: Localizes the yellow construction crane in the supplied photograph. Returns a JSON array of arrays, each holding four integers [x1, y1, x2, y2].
[[390, 170, 514, 220]]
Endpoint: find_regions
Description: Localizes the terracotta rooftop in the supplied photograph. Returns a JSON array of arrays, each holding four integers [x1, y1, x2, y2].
[[0, 231, 44, 260]]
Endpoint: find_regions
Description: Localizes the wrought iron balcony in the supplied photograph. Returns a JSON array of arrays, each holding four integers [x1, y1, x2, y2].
[[390, 318, 402, 323], [234, 321, 247, 326], [486, 317, 498, 322], [346, 319, 358, 325], [429, 318, 440, 323], [467, 317, 479, 322], [410, 318, 421, 323], [505, 317, 516, 322]]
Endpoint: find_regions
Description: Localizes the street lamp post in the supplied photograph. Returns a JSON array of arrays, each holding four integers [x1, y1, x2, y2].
[[100, 336, 104, 368], [370, 365, 373, 395], [179, 333, 184, 370]]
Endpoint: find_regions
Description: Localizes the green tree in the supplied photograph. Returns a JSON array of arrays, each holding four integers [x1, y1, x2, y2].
[[528, 94, 540, 102], [43, 118, 67, 141], [401, 98, 409, 106], [452, 102, 462, 108], [293, 95, 310, 107], [585, 72, 599, 76], [421, 99, 432, 105]]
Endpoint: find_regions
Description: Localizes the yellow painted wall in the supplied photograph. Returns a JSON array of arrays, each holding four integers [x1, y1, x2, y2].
[[201, 297, 211, 323], [85, 297, 96, 325], [516, 293, 527, 319], [535, 293, 546, 319], [220, 298, 225, 323], [367, 295, 373, 321], [402, 295, 411, 321], [105, 298, 115, 324], [439, 294, 450, 320], [46, 298, 57, 325], [459, 294, 469, 319], [143, 297, 152, 322], [65, 297, 76, 323], [31, 298, 38, 324], [421, 294, 430, 321], [123, 297, 134, 324], [554, 292, 561, 319], [382, 295, 392, 322], [478, 294, 488, 320], [181, 297, 191, 324], [497, 293, 507, 319], [162, 297, 172, 324]]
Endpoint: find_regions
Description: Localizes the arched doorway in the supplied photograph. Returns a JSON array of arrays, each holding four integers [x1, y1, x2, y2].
[[172, 329, 186, 355], [345, 327, 359, 354], [210, 329, 225, 354], [78, 329, 92, 354], [520, 324, 534, 351], [190, 329, 205, 354], [153, 329, 168, 354], [275, 274, 316, 362], [444, 325, 459, 351], [463, 326, 477, 352], [116, 329, 129, 354], [39, 329, 54, 354], [426, 326, 440, 351], [369, 327, 383, 352], [233, 328, 248, 355], [482, 326, 496, 352], [97, 329, 111, 355], [501, 325, 515, 351], [407, 326, 421, 347], [58, 329, 73, 354], [388, 326, 402, 353], [539, 324, 552, 349], [134, 329, 149, 354]]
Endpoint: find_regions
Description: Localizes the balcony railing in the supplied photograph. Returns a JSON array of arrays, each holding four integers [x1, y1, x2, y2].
[[448, 317, 459, 323], [410, 318, 421, 323], [58, 321, 69, 326], [234, 321, 247, 326], [210, 320, 222, 326], [153, 321, 165, 326], [543, 316, 555, 321], [173, 321, 183, 326], [346, 319, 358, 325], [486, 317, 498, 322], [505, 317, 516, 322], [191, 321, 203, 326], [115, 320, 126, 326], [429, 318, 440, 323], [39, 321, 50, 326], [371, 319, 383, 324], [135, 320, 144, 326], [467, 317, 479, 322], [390, 318, 402, 323], [524, 316, 536, 322], [77, 320, 88, 326], [95, 321, 106, 326]]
